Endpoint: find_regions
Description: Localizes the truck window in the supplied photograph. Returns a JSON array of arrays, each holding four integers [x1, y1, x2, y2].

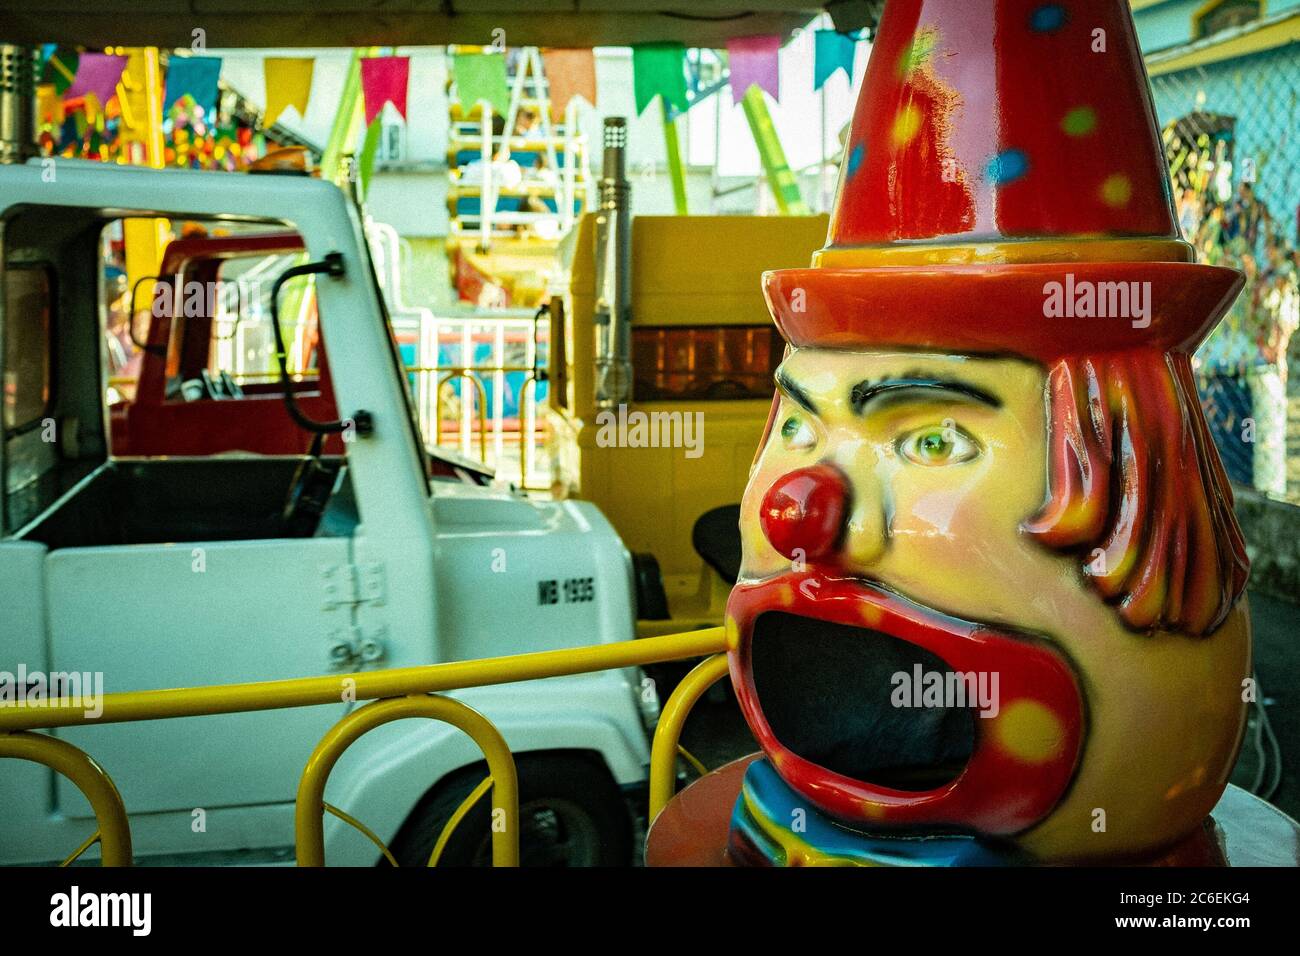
[[3, 264, 53, 433], [205, 252, 321, 394], [107, 222, 353, 463], [631, 324, 782, 401]]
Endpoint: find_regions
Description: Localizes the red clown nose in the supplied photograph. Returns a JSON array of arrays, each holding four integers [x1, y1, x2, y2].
[[759, 464, 849, 562]]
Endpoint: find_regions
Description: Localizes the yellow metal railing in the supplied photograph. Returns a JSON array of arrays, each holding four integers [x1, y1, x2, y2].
[[0, 628, 729, 867], [434, 368, 489, 463]]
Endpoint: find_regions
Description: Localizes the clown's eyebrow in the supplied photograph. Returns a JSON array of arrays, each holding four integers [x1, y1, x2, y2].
[[850, 377, 1002, 415], [775, 367, 819, 416]]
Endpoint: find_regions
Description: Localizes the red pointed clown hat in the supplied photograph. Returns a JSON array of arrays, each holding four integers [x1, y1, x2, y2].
[[765, 0, 1244, 358]]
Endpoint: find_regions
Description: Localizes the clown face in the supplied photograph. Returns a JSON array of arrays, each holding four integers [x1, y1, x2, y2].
[[727, 347, 1250, 861]]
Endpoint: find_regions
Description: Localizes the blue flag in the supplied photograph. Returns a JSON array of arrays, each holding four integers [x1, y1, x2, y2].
[[164, 56, 222, 113], [814, 30, 858, 91]]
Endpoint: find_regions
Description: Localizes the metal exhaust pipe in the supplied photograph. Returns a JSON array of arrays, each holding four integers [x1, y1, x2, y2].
[[0, 44, 37, 165], [594, 116, 632, 409]]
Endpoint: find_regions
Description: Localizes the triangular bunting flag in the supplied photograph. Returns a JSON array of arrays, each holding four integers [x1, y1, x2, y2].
[[37, 83, 64, 127], [42, 48, 79, 95], [632, 43, 688, 116], [452, 51, 510, 117], [361, 56, 411, 125], [164, 55, 222, 113], [64, 53, 128, 107], [813, 30, 859, 91], [540, 48, 597, 120], [357, 117, 383, 198], [726, 35, 781, 103], [264, 57, 314, 127]]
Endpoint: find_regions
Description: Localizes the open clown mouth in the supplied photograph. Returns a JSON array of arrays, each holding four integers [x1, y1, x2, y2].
[[727, 572, 1085, 835], [752, 611, 975, 791]]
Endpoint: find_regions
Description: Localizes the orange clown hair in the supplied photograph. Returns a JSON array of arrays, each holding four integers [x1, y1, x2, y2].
[[1024, 353, 1250, 636]]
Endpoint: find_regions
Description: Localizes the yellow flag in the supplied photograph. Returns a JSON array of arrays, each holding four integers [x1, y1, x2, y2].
[[37, 83, 64, 127], [263, 57, 314, 127]]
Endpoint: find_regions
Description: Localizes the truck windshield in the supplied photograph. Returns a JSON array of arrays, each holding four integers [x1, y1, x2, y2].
[[105, 220, 351, 459]]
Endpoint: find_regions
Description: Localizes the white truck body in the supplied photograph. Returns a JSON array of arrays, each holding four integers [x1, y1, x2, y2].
[[0, 162, 651, 865]]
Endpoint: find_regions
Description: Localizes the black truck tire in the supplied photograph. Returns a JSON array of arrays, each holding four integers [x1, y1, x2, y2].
[[388, 751, 633, 867]]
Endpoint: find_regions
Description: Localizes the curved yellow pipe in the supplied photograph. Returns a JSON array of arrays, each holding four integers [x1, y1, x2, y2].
[[323, 802, 399, 867], [649, 653, 731, 821], [296, 695, 519, 867], [0, 732, 132, 866], [428, 776, 494, 867]]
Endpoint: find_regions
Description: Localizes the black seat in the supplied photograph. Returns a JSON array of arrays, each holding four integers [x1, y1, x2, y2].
[[692, 504, 742, 584]]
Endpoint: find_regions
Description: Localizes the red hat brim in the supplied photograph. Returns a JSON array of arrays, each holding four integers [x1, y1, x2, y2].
[[764, 262, 1244, 359]]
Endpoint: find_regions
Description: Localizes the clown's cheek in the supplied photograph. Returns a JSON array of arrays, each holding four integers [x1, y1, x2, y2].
[[882, 481, 1036, 614]]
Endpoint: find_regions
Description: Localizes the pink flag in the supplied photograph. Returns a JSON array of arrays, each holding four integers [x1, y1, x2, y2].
[[64, 53, 128, 106], [360, 56, 410, 125], [726, 35, 781, 103]]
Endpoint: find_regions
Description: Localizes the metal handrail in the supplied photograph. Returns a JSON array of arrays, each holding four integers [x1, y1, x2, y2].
[[0, 628, 728, 867], [518, 373, 541, 488], [649, 654, 731, 819], [435, 369, 489, 463], [297, 695, 519, 867], [0, 732, 132, 866]]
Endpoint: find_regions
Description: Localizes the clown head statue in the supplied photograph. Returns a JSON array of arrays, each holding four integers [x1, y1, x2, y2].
[[725, 0, 1251, 865]]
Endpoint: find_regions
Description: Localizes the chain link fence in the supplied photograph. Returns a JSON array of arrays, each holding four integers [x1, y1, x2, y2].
[[1149, 45, 1300, 503]]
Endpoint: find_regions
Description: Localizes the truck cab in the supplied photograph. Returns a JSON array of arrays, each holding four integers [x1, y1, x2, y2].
[[108, 229, 493, 485], [0, 160, 653, 866]]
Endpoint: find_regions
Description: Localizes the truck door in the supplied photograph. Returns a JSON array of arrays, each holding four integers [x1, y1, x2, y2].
[[33, 222, 363, 818]]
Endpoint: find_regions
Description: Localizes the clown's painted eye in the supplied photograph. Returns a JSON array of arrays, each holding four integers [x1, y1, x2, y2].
[[780, 415, 816, 452], [898, 424, 980, 465]]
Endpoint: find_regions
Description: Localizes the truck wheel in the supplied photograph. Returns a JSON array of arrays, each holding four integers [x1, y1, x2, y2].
[[389, 753, 633, 867]]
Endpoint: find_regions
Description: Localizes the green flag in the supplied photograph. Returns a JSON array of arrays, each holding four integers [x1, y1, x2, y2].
[[453, 51, 510, 116], [42, 48, 79, 95], [357, 116, 383, 199], [632, 43, 688, 115]]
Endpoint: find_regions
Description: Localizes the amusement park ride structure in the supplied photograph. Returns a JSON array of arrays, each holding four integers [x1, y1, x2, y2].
[[4, 0, 1296, 870], [0, 15, 835, 866]]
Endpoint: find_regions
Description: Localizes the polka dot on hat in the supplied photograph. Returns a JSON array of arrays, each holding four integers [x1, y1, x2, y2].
[[1101, 173, 1133, 207], [1030, 5, 1068, 33], [1061, 106, 1097, 137], [891, 105, 923, 145], [988, 149, 1029, 185], [847, 142, 866, 178]]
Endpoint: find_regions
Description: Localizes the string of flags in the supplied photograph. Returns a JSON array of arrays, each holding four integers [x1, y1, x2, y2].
[[39, 30, 863, 167], [629, 30, 861, 115], [39, 48, 267, 170], [47, 33, 861, 126]]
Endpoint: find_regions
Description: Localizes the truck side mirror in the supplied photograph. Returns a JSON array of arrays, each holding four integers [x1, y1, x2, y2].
[[128, 274, 168, 357]]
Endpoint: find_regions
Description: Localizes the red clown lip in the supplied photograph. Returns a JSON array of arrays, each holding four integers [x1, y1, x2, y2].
[[727, 571, 1085, 837]]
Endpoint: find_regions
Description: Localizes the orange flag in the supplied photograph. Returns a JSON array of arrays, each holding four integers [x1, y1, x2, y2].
[[541, 48, 596, 120]]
